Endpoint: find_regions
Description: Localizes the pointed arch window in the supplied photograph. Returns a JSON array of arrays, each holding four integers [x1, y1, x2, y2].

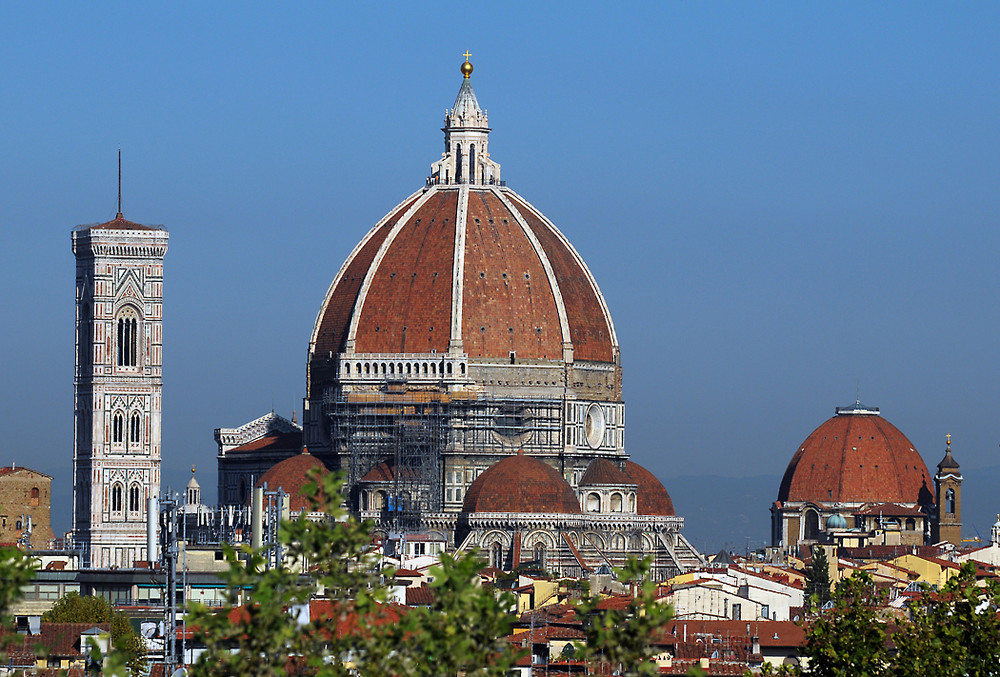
[[129, 412, 141, 445], [469, 144, 476, 185], [455, 144, 463, 183], [129, 484, 141, 513], [491, 541, 503, 569], [533, 542, 545, 567], [112, 412, 125, 444], [116, 307, 139, 367], [111, 483, 123, 513]]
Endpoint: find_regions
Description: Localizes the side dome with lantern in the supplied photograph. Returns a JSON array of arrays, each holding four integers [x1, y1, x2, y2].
[[772, 402, 935, 552]]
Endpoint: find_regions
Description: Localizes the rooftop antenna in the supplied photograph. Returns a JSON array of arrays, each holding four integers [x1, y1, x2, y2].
[[116, 148, 123, 219], [856, 379, 861, 406]]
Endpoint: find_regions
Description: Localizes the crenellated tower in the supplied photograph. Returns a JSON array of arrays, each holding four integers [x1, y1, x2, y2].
[[72, 203, 168, 568]]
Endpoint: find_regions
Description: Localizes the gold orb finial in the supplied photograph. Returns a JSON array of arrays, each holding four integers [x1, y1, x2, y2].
[[191, 464, 196, 474], [461, 51, 473, 78], [946, 433, 951, 447]]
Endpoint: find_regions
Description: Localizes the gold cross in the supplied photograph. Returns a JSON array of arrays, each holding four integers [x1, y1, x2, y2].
[[947, 433, 951, 446], [463, 50, 472, 62]]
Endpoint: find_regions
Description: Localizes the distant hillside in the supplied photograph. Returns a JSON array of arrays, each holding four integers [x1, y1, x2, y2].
[[668, 474, 778, 555]]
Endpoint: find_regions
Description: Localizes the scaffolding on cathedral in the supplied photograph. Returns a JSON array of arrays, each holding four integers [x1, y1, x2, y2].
[[325, 389, 565, 532]]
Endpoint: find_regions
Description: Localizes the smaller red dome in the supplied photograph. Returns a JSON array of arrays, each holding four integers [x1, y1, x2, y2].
[[462, 453, 581, 514], [255, 449, 329, 512], [623, 461, 675, 516], [579, 458, 635, 487], [777, 409, 933, 506]]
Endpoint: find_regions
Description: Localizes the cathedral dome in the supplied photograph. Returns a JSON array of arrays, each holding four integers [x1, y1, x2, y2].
[[310, 187, 617, 364], [777, 404, 933, 506], [623, 461, 675, 516], [255, 448, 329, 512], [307, 60, 618, 403], [462, 453, 582, 514]]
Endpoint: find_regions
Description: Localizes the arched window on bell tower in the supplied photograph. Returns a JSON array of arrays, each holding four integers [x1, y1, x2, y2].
[[116, 306, 139, 368], [112, 411, 125, 445], [129, 484, 141, 514], [129, 412, 141, 445], [946, 488, 956, 514]]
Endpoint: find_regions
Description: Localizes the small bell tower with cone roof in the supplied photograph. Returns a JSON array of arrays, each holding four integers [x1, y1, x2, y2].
[[933, 434, 963, 546]]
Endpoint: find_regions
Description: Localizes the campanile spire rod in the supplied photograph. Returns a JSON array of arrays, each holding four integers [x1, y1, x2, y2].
[[117, 148, 123, 219]]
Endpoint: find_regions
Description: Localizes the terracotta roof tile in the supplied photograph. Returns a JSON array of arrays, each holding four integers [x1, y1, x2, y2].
[[462, 453, 581, 514], [622, 461, 675, 516], [579, 458, 635, 487], [507, 193, 615, 363], [0, 465, 52, 478], [405, 584, 435, 606], [254, 450, 329, 511], [854, 502, 926, 517], [88, 214, 162, 231], [229, 431, 303, 454], [309, 187, 618, 369], [778, 412, 933, 505]]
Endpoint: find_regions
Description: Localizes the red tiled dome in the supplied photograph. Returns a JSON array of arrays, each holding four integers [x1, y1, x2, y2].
[[254, 450, 329, 512], [462, 453, 582, 514], [308, 186, 617, 374], [579, 458, 635, 487], [777, 410, 933, 505], [623, 461, 675, 516]]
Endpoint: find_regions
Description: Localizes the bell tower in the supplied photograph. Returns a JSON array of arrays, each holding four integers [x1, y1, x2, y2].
[[933, 434, 963, 547], [72, 191, 168, 568]]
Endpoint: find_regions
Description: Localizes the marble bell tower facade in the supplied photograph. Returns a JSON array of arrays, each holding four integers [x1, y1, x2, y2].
[[72, 208, 168, 568]]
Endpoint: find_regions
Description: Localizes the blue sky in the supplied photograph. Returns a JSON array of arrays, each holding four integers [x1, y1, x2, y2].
[[2, 3, 999, 545]]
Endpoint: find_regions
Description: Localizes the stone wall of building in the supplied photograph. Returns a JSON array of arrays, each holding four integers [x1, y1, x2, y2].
[[0, 467, 52, 548]]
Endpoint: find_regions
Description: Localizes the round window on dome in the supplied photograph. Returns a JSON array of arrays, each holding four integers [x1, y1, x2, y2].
[[585, 403, 606, 449]]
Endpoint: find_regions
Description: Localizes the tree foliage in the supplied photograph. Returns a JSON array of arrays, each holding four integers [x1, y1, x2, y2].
[[761, 562, 1000, 677], [576, 555, 674, 677], [804, 545, 832, 610], [892, 561, 1000, 677], [0, 546, 36, 668], [0, 546, 35, 624], [42, 591, 147, 674], [800, 570, 888, 677], [371, 551, 521, 676], [187, 470, 523, 676]]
